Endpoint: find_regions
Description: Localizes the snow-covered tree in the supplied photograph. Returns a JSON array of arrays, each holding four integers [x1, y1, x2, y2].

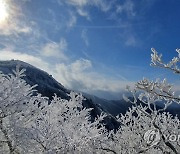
[[0, 66, 106, 154], [24, 92, 106, 154], [0, 65, 49, 153], [105, 48, 180, 154]]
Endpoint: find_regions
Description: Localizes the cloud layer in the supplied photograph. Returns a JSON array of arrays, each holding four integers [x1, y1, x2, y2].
[[0, 48, 134, 99], [41, 38, 68, 60]]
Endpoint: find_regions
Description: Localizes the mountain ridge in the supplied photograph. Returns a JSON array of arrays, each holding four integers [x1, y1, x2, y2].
[[0, 60, 121, 130]]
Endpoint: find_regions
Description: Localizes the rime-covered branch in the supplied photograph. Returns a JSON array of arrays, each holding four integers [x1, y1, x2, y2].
[[151, 48, 180, 74]]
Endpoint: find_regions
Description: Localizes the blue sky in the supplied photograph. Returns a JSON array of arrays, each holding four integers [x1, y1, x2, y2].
[[0, 0, 179, 99]]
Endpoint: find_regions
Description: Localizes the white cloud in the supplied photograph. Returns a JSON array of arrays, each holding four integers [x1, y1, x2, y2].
[[41, 38, 68, 60], [67, 12, 77, 27], [123, 0, 136, 17], [116, 5, 123, 14], [81, 29, 89, 46], [54, 59, 134, 94], [116, 0, 136, 17], [66, 0, 112, 12], [0, 19, 32, 36], [0, 49, 134, 99], [67, 0, 88, 7], [0, 0, 33, 36], [0, 49, 51, 73], [92, 0, 113, 12], [71, 59, 91, 72], [64, 0, 113, 20], [77, 9, 90, 20]]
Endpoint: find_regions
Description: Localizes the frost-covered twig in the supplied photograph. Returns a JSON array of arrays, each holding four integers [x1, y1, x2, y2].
[[151, 48, 180, 74]]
